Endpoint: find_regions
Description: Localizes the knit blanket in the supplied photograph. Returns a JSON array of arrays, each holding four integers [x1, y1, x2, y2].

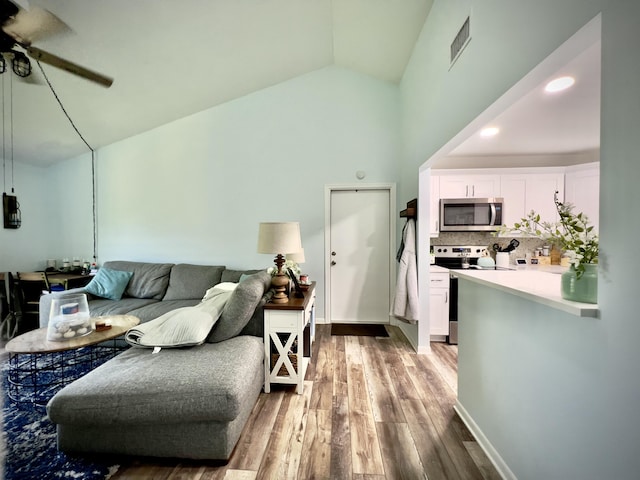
[[125, 282, 237, 348]]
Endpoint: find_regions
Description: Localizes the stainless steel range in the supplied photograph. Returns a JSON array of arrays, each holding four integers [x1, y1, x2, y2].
[[432, 245, 489, 270], [432, 245, 489, 345]]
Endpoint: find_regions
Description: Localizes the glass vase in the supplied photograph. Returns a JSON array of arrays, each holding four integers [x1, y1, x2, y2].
[[47, 294, 92, 341], [561, 264, 598, 304]]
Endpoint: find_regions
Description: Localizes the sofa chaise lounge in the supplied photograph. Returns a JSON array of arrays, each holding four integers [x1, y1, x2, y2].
[[40, 260, 273, 460]]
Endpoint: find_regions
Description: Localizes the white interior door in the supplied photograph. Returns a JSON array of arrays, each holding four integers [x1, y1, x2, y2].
[[329, 188, 391, 324]]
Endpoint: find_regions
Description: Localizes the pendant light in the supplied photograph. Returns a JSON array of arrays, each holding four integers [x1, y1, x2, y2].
[[2, 72, 21, 229]]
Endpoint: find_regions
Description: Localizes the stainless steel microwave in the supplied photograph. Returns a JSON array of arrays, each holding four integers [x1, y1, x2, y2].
[[439, 197, 504, 232]]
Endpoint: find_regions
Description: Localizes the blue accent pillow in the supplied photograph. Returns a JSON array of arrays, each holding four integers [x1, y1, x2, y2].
[[85, 268, 133, 300]]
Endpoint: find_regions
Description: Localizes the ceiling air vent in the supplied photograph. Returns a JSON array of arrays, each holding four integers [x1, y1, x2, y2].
[[450, 16, 471, 67]]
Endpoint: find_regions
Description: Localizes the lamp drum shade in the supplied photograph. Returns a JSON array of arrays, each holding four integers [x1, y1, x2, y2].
[[257, 222, 302, 254], [288, 248, 305, 264]]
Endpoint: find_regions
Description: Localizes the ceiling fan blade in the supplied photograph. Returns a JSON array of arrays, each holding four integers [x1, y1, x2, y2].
[[1, 4, 70, 45], [26, 45, 113, 88]]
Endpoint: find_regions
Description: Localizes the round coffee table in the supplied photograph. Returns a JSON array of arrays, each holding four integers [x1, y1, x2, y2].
[[5, 315, 140, 405]]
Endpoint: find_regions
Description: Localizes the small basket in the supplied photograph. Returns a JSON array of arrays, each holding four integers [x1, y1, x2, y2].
[[271, 353, 298, 376]]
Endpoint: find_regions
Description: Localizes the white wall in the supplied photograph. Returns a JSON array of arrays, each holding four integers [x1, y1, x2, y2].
[[31, 66, 399, 319], [0, 161, 59, 271], [401, 0, 640, 478]]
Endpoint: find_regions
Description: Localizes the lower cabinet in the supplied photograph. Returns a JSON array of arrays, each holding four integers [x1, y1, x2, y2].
[[429, 271, 450, 336]]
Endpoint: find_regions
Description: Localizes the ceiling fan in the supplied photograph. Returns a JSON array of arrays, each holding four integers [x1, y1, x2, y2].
[[0, 0, 113, 87]]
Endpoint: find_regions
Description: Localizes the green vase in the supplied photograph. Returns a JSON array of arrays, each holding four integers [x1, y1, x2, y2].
[[561, 264, 598, 304]]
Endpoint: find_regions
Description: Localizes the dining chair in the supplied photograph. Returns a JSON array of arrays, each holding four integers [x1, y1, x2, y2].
[[16, 271, 51, 333]]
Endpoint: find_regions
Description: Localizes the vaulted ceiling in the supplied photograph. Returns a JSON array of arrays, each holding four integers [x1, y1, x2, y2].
[[2, 0, 433, 167]]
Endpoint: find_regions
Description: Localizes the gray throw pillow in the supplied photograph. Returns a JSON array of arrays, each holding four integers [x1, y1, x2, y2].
[[206, 270, 271, 343], [162, 264, 225, 301], [221, 268, 262, 283], [103, 261, 174, 300]]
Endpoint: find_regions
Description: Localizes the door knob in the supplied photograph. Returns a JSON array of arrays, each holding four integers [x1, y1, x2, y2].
[[331, 261, 336, 266]]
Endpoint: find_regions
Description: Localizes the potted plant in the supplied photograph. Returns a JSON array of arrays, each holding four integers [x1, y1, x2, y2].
[[498, 191, 598, 303]]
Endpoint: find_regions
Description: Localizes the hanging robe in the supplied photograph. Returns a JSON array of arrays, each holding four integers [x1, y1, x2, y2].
[[392, 218, 418, 323]]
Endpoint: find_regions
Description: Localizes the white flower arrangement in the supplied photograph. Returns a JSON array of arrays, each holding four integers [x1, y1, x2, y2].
[[497, 191, 598, 279], [268, 259, 301, 278]]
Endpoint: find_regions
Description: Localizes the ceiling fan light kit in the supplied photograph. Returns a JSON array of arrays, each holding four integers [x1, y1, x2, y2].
[[0, 0, 113, 87], [10, 49, 28, 76]]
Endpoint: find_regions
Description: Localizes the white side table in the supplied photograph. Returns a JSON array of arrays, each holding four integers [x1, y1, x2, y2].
[[264, 282, 316, 394]]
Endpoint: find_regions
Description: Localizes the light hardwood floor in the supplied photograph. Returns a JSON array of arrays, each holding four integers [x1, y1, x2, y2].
[[107, 325, 501, 480]]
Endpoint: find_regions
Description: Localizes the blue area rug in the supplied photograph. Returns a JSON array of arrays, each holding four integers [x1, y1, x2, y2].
[[2, 348, 121, 480]]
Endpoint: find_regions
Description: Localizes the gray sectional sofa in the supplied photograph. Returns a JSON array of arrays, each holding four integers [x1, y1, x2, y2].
[[40, 260, 273, 460], [39, 261, 262, 328]]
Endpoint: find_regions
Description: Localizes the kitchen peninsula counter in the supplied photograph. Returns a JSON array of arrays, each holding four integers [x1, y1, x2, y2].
[[453, 267, 599, 318]]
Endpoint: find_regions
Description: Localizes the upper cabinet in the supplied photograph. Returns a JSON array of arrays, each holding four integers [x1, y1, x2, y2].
[[564, 162, 600, 233], [430, 165, 599, 237], [439, 174, 501, 199], [500, 172, 565, 228]]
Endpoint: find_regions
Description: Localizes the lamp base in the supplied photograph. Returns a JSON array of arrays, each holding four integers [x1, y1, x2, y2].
[[271, 272, 290, 304]]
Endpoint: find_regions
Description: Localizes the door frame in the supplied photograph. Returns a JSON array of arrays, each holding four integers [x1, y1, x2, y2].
[[324, 183, 397, 325]]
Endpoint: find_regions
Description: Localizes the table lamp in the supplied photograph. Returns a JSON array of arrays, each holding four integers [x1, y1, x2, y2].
[[257, 222, 302, 304], [288, 248, 305, 265]]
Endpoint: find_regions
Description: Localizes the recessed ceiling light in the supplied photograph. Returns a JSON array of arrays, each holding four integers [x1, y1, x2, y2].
[[545, 76, 575, 93], [480, 127, 500, 137]]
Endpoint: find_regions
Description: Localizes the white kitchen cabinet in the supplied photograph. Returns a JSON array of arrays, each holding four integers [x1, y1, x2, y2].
[[564, 162, 599, 233], [439, 175, 500, 199], [429, 271, 450, 336], [500, 173, 565, 228], [430, 174, 440, 236]]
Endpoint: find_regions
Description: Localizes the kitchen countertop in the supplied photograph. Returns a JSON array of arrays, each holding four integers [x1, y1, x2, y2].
[[452, 267, 599, 318], [429, 264, 450, 273]]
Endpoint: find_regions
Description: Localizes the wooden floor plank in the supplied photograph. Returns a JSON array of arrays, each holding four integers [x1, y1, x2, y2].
[[332, 335, 349, 398], [255, 381, 313, 480], [226, 390, 284, 471], [221, 470, 257, 480], [297, 408, 332, 479], [166, 464, 206, 480], [383, 350, 422, 401], [330, 395, 353, 480], [345, 335, 364, 365], [429, 342, 458, 393], [377, 422, 427, 480], [313, 333, 334, 383], [405, 364, 485, 480], [401, 397, 460, 480], [360, 336, 405, 423], [199, 468, 227, 480], [386, 325, 417, 367], [111, 461, 175, 480], [347, 362, 386, 475]]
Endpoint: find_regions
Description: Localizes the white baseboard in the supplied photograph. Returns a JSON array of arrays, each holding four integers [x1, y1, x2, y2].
[[315, 317, 327, 324], [454, 401, 516, 480]]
